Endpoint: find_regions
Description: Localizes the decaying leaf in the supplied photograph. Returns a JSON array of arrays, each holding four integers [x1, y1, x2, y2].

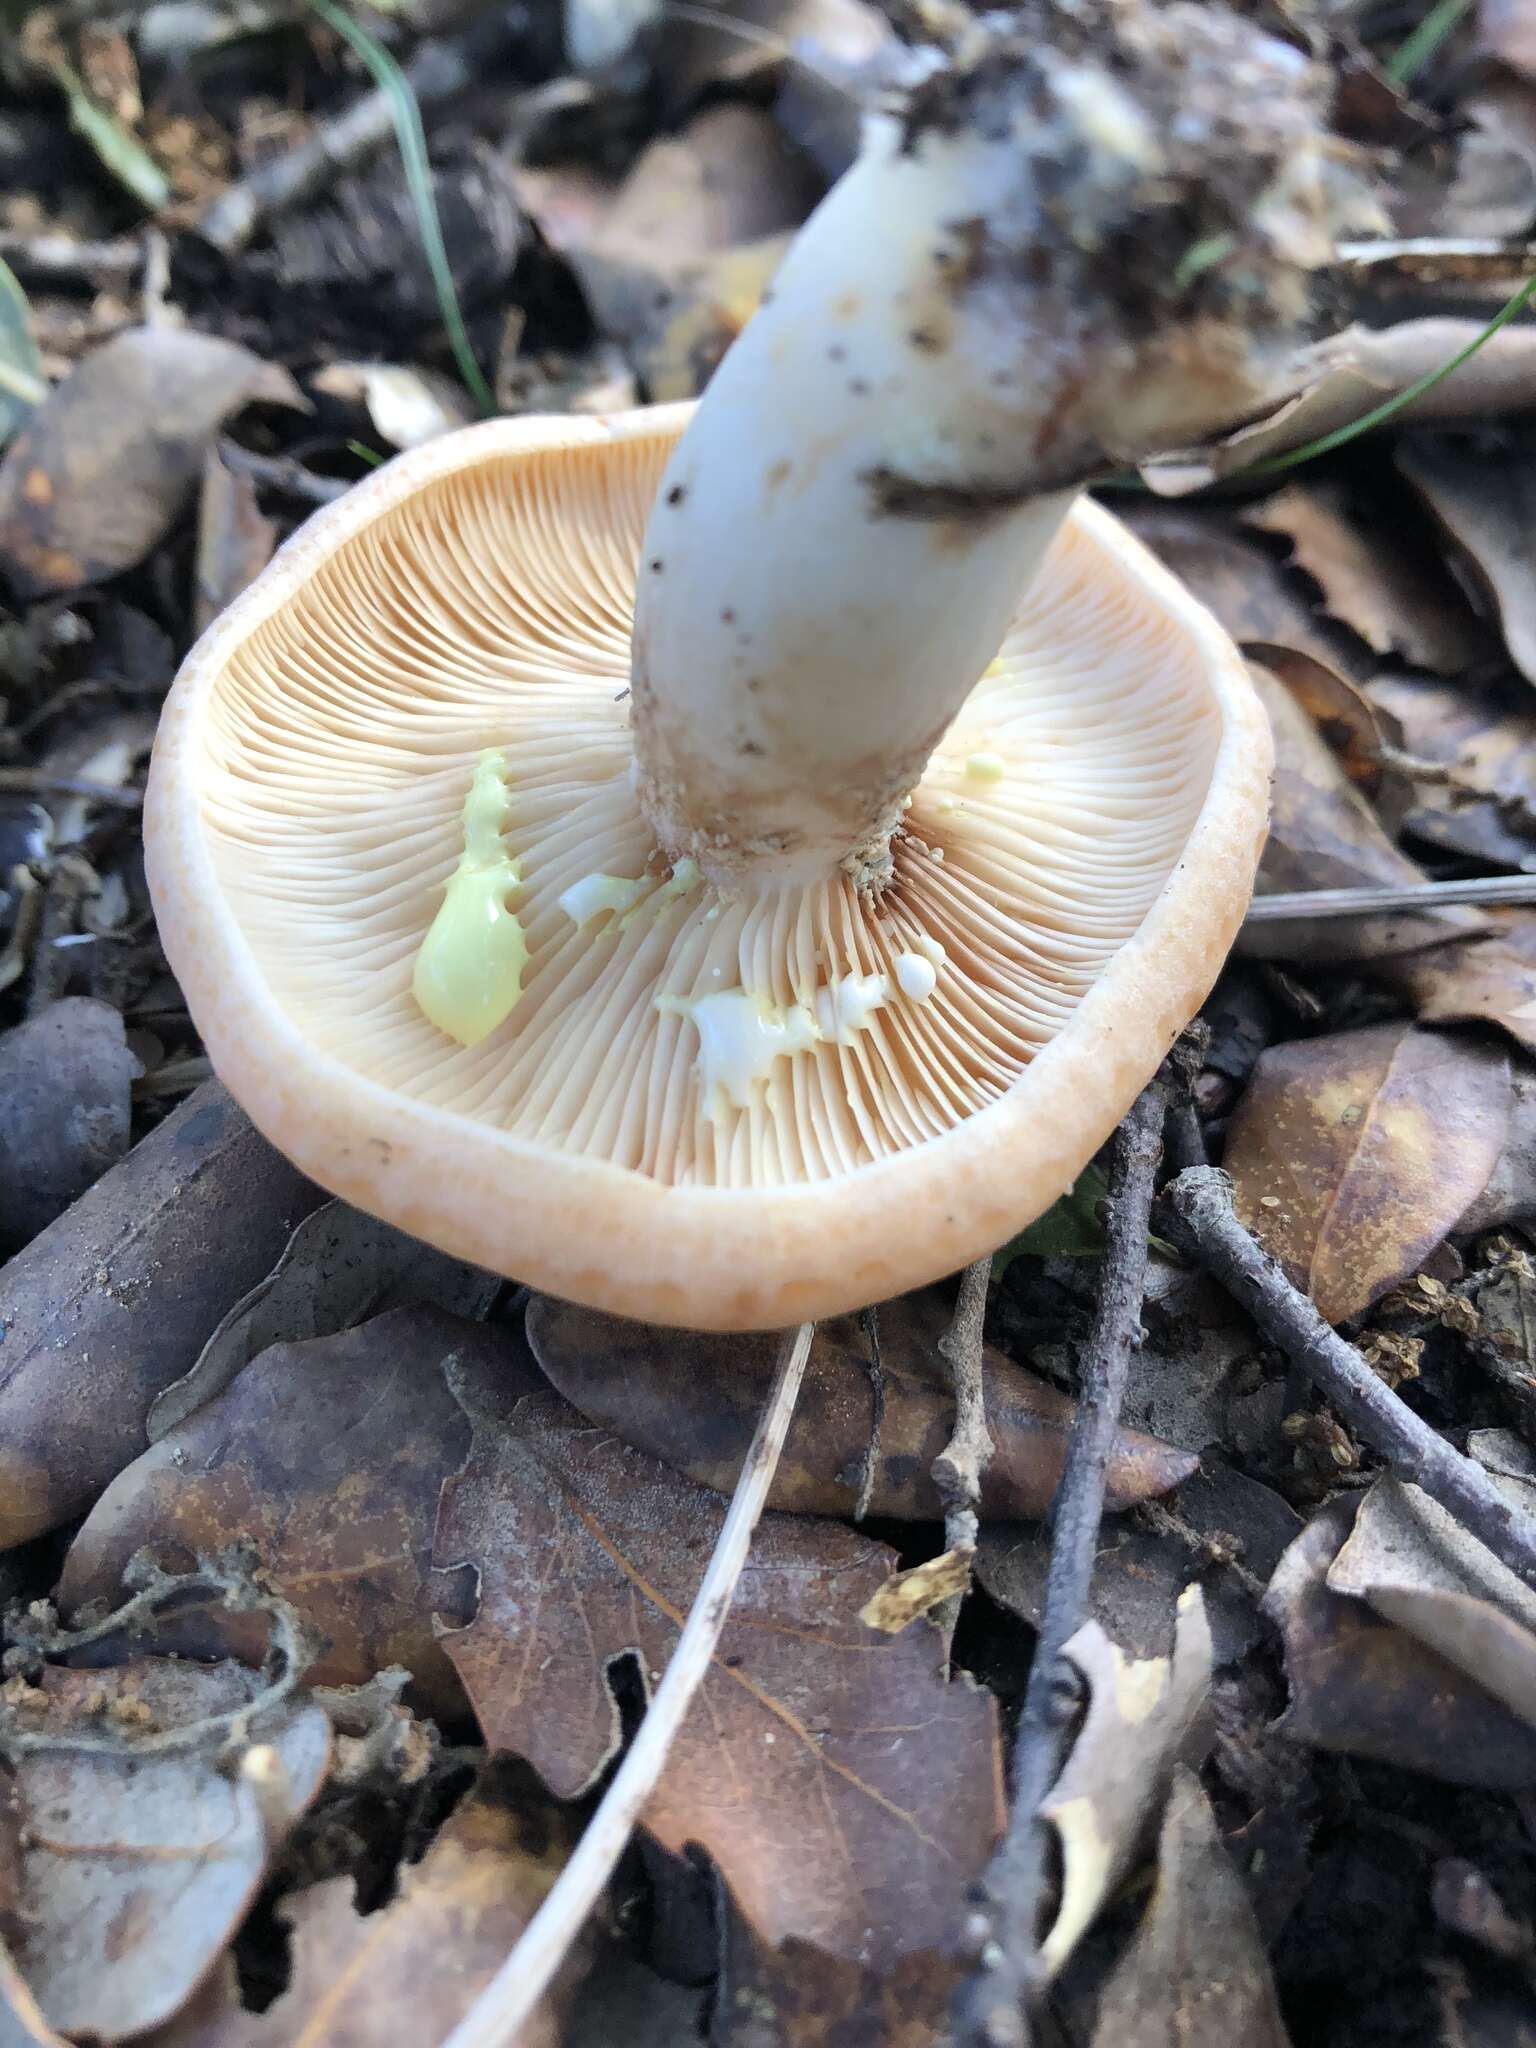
[[148, 1196, 497, 1439], [1379, 910, 1536, 1057], [859, 1547, 973, 1633], [1245, 482, 1488, 674], [1225, 1022, 1513, 1324], [58, 1307, 507, 1718], [1400, 431, 1536, 687], [1262, 1498, 1536, 1786], [194, 445, 276, 636], [0, 328, 305, 597], [1089, 1768, 1291, 2048], [432, 1374, 1004, 1965], [1246, 643, 1399, 802], [527, 1290, 1195, 1523], [1368, 668, 1536, 873], [309, 361, 472, 451], [1038, 1587, 1213, 1980], [0, 1082, 322, 1550], [0, 1661, 331, 2043], [152, 1765, 581, 2048], [993, 1162, 1109, 1264], [0, 997, 139, 1253], [1327, 1476, 1536, 1727], [713, 1907, 962, 2048]]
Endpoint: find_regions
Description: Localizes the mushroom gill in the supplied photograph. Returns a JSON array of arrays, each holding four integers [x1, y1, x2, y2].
[[185, 414, 1221, 1192]]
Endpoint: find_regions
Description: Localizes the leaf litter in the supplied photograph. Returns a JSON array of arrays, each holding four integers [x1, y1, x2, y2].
[[7, 2, 1536, 2043]]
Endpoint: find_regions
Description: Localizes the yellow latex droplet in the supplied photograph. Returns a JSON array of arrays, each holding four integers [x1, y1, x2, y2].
[[413, 750, 528, 1047]]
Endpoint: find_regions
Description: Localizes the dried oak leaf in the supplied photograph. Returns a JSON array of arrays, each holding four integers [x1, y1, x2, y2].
[[1089, 1768, 1291, 2048], [1225, 1021, 1512, 1325], [1245, 482, 1488, 675], [1368, 668, 1536, 873], [1399, 431, 1536, 688], [0, 1661, 331, 2043], [1327, 1476, 1536, 1728], [1262, 1497, 1536, 1786], [1038, 1588, 1213, 1980], [1243, 643, 1398, 803], [152, 1765, 581, 2048], [713, 1908, 961, 2048], [1241, 665, 1484, 963], [57, 1307, 509, 1720], [432, 1376, 1003, 1966], [0, 1081, 321, 1551], [0, 327, 304, 598], [0, 996, 139, 1253], [194, 444, 275, 636], [527, 1290, 1195, 1523]]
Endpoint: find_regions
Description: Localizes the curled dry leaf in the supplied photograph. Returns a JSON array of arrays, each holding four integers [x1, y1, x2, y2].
[[1140, 319, 1536, 493], [148, 1197, 497, 1440], [1262, 1498, 1536, 1786], [1038, 1587, 1213, 1980], [1399, 431, 1536, 688], [0, 997, 139, 1253], [432, 1376, 1003, 1966], [0, 1661, 331, 2044], [1368, 668, 1536, 873], [1379, 909, 1536, 1057], [1089, 1768, 1291, 2048], [0, 1082, 322, 1550], [1327, 1476, 1536, 1728], [1245, 643, 1397, 802], [1242, 666, 1483, 963], [1225, 1021, 1513, 1325], [0, 327, 305, 598], [194, 445, 275, 636], [526, 1291, 1196, 1523], [309, 362, 472, 451], [1245, 482, 1489, 675], [58, 1308, 510, 1720], [153, 1766, 582, 2048]]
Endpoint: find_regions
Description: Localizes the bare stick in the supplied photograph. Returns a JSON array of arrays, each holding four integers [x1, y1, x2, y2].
[[1244, 875, 1536, 922], [1160, 1167, 1536, 1588], [439, 1321, 815, 2048], [934, 1255, 994, 1556], [1162, 1021, 1209, 1175], [960, 1078, 1166, 2048], [853, 1304, 887, 1525]]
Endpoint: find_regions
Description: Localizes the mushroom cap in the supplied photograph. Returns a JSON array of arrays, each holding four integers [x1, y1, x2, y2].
[[145, 406, 1270, 1331]]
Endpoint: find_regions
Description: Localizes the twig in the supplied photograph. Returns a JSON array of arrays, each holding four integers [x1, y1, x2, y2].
[[0, 768, 142, 807], [959, 1077, 1166, 2048], [1162, 1020, 1209, 1175], [218, 445, 351, 506], [0, 231, 142, 287], [1159, 1168, 1536, 1589], [440, 1322, 815, 2048], [934, 1256, 993, 1556], [1244, 875, 1536, 922], [199, 13, 522, 257], [853, 1304, 887, 1524]]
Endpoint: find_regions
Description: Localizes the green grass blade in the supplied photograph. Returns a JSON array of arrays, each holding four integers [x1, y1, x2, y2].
[[1386, 0, 1473, 84], [307, 0, 495, 416]]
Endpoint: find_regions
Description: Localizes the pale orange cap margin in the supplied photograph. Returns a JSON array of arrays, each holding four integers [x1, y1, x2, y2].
[[145, 404, 1272, 1331]]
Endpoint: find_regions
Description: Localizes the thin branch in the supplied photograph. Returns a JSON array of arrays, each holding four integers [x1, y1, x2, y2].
[[1162, 1020, 1209, 1176], [934, 1255, 993, 1557], [440, 1321, 815, 2048], [1244, 875, 1536, 923], [1159, 1168, 1536, 1589], [959, 1077, 1166, 2048], [853, 1305, 887, 1524]]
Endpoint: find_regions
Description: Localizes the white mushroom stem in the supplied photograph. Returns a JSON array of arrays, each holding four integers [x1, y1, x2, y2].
[[630, 0, 1357, 889]]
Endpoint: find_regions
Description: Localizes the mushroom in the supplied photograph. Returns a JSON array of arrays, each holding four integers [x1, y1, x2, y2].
[[146, 3, 1352, 1331]]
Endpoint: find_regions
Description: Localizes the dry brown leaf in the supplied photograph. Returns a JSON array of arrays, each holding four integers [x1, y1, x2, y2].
[[1225, 1021, 1513, 1324], [859, 1548, 972, 1633], [1368, 668, 1536, 871], [1242, 665, 1484, 963], [1140, 320, 1536, 492], [0, 997, 138, 1253], [1327, 1476, 1536, 1727], [194, 445, 275, 636], [713, 1910, 962, 2048], [432, 1377, 1003, 1966], [527, 1291, 1196, 1522], [152, 1766, 581, 2048], [1089, 1768, 1291, 2048], [1399, 431, 1536, 686], [1, 1662, 331, 2044], [1379, 909, 1536, 1056], [1244, 482, 1488, 674], [1038, 1587, 1213, 1980], [0, 1081, 322, 1550], [1483, 0, 1536, 83], [1245, 642, 1399, 801], [1262, 1498, 1536, 1786], [57, 1307, 512, 1719], [0, 328, 304, 597]]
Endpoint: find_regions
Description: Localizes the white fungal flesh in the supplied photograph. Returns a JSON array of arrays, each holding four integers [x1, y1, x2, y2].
[[195, 422, 1222, 1190]]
